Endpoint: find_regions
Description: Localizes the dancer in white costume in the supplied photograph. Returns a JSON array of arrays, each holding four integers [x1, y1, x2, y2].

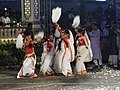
[[53, 26, 63, 73], [17, 31, 37, 78], [51, 7, 63, 73], [55, 24, 75, 76], [76, 28, 92, 75], [40, 34, 55, 75]]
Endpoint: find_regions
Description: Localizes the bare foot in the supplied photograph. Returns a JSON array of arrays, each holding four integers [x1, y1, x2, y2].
[[30, 73, 37, 78]]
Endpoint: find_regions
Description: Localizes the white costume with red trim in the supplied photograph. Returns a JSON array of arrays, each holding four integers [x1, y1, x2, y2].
[[17, 39, 37, 78], [61, 38, 73, 76], [40, 41, 54, 75], [76, 33, 92, 75], [55, 31, 74, 76]]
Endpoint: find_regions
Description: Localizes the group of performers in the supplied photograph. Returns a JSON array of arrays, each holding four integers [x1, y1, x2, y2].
[[16, 7, 96, 78], [16, 22, 93, 78]]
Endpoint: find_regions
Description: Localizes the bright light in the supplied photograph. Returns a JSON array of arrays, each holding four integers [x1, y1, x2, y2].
[[4, 8, 7, 11], [96, 0, 106, 1]]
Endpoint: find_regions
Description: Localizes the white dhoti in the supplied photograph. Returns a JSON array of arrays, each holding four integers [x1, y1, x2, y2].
[[40, 52, 53, 74], [54, 50, 63, 73], [61, 48, 72, 76], [17, 54, 36, 78], [76, 46, 91, 74], [55, 40, 73, 76]]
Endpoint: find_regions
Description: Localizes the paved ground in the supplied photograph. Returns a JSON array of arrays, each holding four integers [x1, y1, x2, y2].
[[0, 65, 120, 90]]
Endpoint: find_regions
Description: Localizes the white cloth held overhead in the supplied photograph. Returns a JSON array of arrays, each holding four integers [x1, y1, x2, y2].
[[52, 7, 62, 23], [72, 15, 80, 28]]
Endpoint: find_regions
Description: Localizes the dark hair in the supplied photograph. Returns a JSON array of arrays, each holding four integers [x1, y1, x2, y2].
[[76, 27, 81, 31], [24, 30, 31, 36], [24, 23, 34, 39], [27, 23, 33, 27], [78, 28, 85, 35], [49, 33, 53, 36], [92, 22, 97, 26], [64, 29, 70, 35], [26, 23, 33, 31]]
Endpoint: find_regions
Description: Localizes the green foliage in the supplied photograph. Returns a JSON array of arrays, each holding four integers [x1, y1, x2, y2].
[[0, 40, 24, 66], [34, 43, 42, 63], [0, 40, 42, 66], [36, 56, 41, 62]]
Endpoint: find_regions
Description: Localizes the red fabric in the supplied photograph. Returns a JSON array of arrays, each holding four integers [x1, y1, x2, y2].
[[63, 38, 69, 47], [24, 39, 34, 54], [47, 43, 53, 51], [78, 38, 85, 46], [43, 36, 47, 39], [30, 54, 35, 59]]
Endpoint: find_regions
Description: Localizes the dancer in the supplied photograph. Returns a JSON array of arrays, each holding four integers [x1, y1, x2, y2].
[[40, 34, 55, 76], [17, 30, 37, 78], [55, 24, 75, 76], [76, 28, 92, 75]]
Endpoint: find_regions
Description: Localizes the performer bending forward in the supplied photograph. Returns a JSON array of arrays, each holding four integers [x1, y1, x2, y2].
[[17, 31, 37, 78], [76, 28, 92, 75], [40, 34, 54, 76]]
